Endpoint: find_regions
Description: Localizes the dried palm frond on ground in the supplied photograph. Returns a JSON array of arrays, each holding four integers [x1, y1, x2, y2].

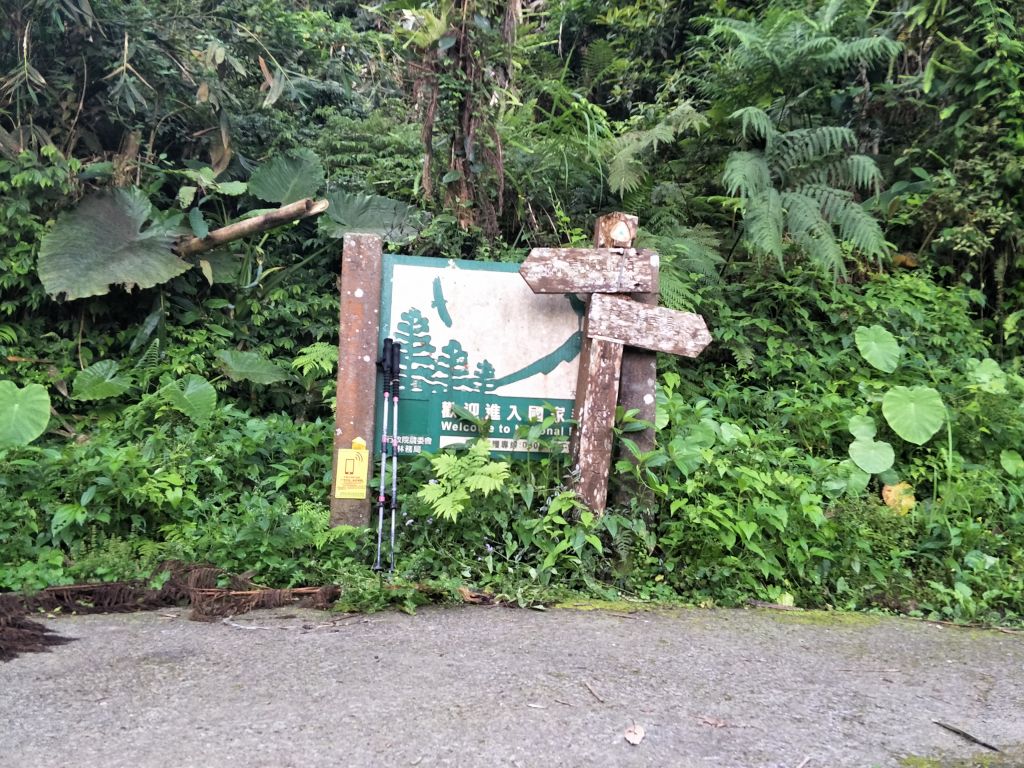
[[1, 561, 341, 662]]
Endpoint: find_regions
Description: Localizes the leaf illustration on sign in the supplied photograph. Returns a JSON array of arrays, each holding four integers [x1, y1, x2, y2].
[[431, 277, 453, 328]]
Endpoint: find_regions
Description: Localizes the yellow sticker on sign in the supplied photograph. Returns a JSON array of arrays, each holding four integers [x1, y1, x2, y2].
[[334, 448, 370, 499]]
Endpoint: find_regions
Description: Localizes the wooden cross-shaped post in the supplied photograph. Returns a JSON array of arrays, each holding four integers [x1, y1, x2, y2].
[[520, 214, 712, 513]]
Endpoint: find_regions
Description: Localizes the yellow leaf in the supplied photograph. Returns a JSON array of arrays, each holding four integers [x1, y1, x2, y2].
[[199, 259, 214, 286], [882, 482, 915, 515]]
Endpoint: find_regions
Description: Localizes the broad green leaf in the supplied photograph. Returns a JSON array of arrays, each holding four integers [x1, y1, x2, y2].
[[882, 386, 945, 445], [849, 438, 895, 474], [668, 436, 704, 475], [214, 180, 247, 196], [0, 381, 50, 447], [847, 414, 876, 441], [188, 207, 209, 238], [37, 189, 187, 301], [319, 191, 425, 244], [162, 375, 217, 424], [72, 360, 133, 400], [719, 423, 744, 445], [965, 357, 1007, 393], [248, 149, 325, 205], [855, 325, 901, 373], [177, 185, 197, 208], [216, 349, 288, 384], [1000, 449, 1024, 479]]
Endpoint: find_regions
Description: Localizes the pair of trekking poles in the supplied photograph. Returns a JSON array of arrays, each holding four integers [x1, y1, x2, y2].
[[373, 338, 401, 573]]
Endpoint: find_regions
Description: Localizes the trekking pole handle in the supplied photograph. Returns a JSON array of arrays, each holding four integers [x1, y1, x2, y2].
[[379, 337, 394, 388], [390, 342, 401, 394]]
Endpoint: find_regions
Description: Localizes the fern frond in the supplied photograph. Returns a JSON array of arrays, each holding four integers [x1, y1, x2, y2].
[[645, 225, 724, 282], [723, 151, 772, 198], [816, 0, 848, 31], [135, 339, 161, 371], [782, 190, 830, 243], [607, 144, 645, 197], [731, 106, 777, 143], [606, 101, 706, 198], [582, 40, 617, 86], [744, 188, 785, 264], [832, 198, 890, 263], [769, 127, 855, 176], [291, 342, 337, 377], [807, 154, 883, 191], [831, 37, 901, 70], [0, 324, 18, 344]]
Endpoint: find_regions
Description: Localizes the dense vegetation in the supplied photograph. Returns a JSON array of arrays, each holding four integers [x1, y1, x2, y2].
[[2, 0, 1022, 623]]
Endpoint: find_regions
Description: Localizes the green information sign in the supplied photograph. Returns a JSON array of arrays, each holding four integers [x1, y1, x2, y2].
[[377, 254, 583, 457]]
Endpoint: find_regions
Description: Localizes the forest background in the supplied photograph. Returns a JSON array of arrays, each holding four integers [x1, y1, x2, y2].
[[2, 0, 1023, 623]]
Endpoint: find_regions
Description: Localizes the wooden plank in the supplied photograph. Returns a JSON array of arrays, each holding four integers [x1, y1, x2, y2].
[[568, 308, 592, 462], [615, 260, 659, 462], [572, 338, 623, 514], [331, 234, 383, 527], [588, 293, 712, 358], [520, 248, 657, 294]]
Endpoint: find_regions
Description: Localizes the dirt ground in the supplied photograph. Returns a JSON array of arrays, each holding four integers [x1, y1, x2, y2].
[[2, 604, 1022, 768]]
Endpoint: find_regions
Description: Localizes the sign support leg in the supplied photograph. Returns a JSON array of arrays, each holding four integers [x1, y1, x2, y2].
[[572, 337, 624, 514], [331, 234, 383, 527]]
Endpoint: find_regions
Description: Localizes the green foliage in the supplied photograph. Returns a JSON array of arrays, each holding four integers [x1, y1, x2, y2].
[[249, 149, 326, 205], [319, 191, 425, 244], [722, 109, 889, 277], [606, 101, 707, 197], [216, 349, 289, 385], [418, 440, 511, 522], [37, 189, 188, 301], [1, 0, 1022, 631], [0, 381, 50, 447], [160, 375, 218, 425]]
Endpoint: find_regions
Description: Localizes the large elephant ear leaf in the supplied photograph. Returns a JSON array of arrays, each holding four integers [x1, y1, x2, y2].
[[882, 385, 945, 445], [216, 349, 289, 384], [319, 191, 426, 244], [162, 375, 217, 424], [0, 380, 50, 448], [855, 325, 901, 373], [37, 189, 187, 301], [249, 149, 325, 205]]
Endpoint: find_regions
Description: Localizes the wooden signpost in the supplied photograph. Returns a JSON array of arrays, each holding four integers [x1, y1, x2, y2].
[[332, 213, 711, 524], [519, 214, 712, 513]]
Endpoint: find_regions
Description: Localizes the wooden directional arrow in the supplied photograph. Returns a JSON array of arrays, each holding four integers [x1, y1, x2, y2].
[[520, 248, 658, 294], [587, 293, 712, 358], [517, 217, 713, 515]]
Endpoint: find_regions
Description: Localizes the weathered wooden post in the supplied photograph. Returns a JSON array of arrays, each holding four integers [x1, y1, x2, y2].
[[519, 215, 712, 513], [330, 234, 384, 526]]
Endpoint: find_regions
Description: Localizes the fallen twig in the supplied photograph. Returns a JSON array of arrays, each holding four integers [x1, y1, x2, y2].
[[932, 720, 1000, 752], [583, 681, 605, 704]]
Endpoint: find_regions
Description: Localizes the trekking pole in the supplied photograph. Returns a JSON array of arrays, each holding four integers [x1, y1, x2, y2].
[[389, 341, 401, 573], [373, 338, 394, 572]]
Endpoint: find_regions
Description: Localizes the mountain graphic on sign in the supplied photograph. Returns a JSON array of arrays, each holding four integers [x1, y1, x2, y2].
[[393, 305, 576, 394]]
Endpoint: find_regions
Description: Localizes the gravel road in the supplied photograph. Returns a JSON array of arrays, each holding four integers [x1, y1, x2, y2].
[[2, 605, 1022, 768]]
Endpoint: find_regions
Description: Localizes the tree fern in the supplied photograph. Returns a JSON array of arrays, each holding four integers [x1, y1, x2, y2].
[[703, 1, 900, 120], [606, 101, 707, 197], [725, 110, 890, 277]]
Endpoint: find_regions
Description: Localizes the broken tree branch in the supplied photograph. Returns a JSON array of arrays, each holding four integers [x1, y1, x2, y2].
[[175, 197, 329, 257]]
